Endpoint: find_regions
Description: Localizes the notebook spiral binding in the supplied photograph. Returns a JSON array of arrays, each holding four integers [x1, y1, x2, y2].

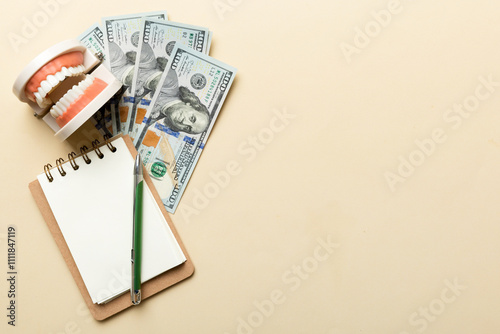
[[44, 135, 117, 182]]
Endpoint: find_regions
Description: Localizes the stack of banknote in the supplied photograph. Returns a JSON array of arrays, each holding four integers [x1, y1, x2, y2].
[[77, 11, 237, 213]]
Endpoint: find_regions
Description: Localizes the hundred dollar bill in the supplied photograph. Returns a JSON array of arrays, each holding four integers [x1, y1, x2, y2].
[[134, 45, 237, 213], [101, 11, 168, 133], [126, 18, 211, 140], [78, 23, 106, 60]]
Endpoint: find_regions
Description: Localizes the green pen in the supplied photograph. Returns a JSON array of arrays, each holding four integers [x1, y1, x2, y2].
[[131, 154, 143, 305]]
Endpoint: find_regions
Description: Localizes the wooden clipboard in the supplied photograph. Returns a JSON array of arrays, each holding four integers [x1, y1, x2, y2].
[[28, 134, 194, 321]]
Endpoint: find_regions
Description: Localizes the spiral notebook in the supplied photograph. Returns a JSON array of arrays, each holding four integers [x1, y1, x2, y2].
[[29, 135, 194, 320]]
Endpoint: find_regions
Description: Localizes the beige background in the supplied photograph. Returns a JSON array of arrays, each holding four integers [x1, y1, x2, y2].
[[1, 0, 500, 333]]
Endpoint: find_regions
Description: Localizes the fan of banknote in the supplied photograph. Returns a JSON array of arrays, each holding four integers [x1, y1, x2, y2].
[[78, 11, 237, 213]]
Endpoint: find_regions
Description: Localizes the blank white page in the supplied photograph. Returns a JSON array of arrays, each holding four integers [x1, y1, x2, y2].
[[37, 137, 186, 304]]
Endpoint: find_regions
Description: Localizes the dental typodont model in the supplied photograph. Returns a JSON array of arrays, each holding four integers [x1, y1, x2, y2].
[[13, 40, 122, 140]]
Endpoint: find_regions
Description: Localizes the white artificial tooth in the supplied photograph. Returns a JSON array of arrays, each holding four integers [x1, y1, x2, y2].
[[73, 86, 84, 95], [72, 85, 80, 95], [68, 89, 78, 101], [79, 80, 89, 90], [56, 101, 66, 113], [61, 67, 70, 76], [46, 75, 58, 86], [37, 86, 46, 98], [35, 93, 49, 108], [64, 91, 74, 102], [41, 80, 52, 93], [50, 106, 58, 117], [53, 105, 63, 116], [55, 71, 65, 81], [69, 67, 77, 75], [71, 89, 80, 100], [59, 96, 70, 109]]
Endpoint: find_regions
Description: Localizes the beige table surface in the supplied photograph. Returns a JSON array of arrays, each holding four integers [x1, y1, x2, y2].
[[1, 0, 500, 333]]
